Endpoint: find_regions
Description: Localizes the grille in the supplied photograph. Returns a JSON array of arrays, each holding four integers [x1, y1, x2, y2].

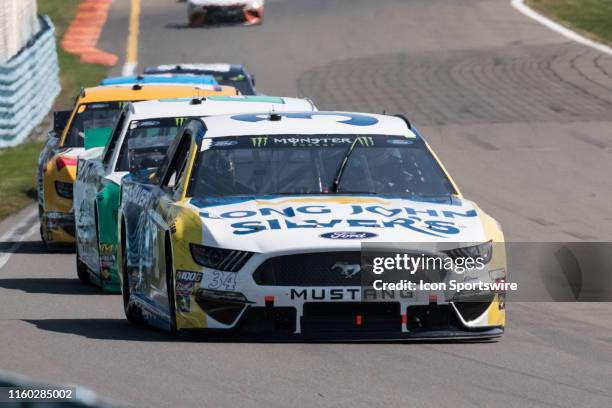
[[302, 302, 401, 334], [253, 252, 363, 286]]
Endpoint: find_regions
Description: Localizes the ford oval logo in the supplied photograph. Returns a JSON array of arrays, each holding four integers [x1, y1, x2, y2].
[[320, 231, 378, 240]]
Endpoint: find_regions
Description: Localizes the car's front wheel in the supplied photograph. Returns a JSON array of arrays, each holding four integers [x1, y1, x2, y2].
[[189, 12, 205, 27], [165, 234, 178, 334], [121, 227, 142, 326], [75, 245, 90, 284]]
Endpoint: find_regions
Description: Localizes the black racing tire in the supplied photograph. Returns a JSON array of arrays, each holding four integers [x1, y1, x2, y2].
[[166, 233, 178, 335], [38, 205, 46, 244], [75, 245, 90, 284], [189, 12, 205, 27], [121, 223, 142, 326]]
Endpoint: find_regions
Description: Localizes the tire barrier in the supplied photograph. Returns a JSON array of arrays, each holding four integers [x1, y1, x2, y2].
[[0, 0, 40, 64], [0, 16, 60, 148], [60, 0, 118, 66]]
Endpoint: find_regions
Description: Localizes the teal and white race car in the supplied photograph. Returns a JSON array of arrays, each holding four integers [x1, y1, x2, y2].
[[73, 96, 316, 292]]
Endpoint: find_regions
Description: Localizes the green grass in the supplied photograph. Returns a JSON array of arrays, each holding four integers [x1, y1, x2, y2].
[[528, 0, 612, 45], [0, 141, 46, 220], [0, 1, 110, 221]]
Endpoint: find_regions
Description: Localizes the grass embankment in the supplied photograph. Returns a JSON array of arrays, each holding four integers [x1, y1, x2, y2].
[[0, 0, 109, 221], [527, 0, 612, 45]]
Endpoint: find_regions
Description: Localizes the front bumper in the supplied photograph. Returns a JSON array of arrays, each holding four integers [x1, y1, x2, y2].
[[40, 211, 75, 245], [177, 283, 505, 339], [188, 2, 264, 25]]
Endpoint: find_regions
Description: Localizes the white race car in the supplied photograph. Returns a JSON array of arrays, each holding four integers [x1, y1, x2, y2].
[[119, 111, 507, 339], [73, 96, 316, 291], [187, 0, 264, 26]]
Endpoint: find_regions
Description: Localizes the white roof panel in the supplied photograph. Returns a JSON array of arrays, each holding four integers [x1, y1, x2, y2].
[[151, 63, 233, 73], [129, 96, 315, 121], [201, 112, 411, 138]]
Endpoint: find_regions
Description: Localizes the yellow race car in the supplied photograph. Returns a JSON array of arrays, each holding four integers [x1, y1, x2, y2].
[[37, 83, 237, 249]]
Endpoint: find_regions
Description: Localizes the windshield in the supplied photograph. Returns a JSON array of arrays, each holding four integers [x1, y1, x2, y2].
[[63, 102, 123, 147], [212, 73, 254, 95], [189, 135, 456, 198], [115, 118, 182, 172]]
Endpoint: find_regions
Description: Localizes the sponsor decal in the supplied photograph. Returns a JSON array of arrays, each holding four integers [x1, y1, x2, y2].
[[100, 269, 111, 280], [99, 243, 114, 255], [332, 262, 362, 279], [175, 117, 187, 127], [199, 204, 476, 236], [320, 231, 377, 240], [177, 295, 191, 312], [175, 280, 195, 296], [251, 136, 268, 147], [231, 112, 379, 126], [387, 138, 413, 145], [176, 270, 203, 282], [213, 140, 238, 147], [289, 288, 413, 301], [138, 120, 161, 127]]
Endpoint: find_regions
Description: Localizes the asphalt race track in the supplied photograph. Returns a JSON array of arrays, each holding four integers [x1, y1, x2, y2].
[[1, 0, 612, 406]]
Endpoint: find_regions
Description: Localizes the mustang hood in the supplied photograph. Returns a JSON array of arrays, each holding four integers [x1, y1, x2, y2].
[[188, 196, 488, 254]]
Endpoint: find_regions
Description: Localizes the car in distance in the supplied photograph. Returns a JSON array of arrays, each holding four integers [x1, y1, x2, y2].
[[73, 96, 317, 291], [144, 63, 257, 96], [186, 0, 264, 27], [118, 111, 506, 339], [100, 74, 219, 87], [37, 84, 237, 249]]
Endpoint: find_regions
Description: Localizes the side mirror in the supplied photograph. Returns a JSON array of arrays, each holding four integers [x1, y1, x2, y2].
[[53, 110, 72, 134], [47, 130, 59, 141]]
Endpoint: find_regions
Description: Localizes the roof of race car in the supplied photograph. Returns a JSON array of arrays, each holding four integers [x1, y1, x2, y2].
[[143, 63, 240, 74], [188, 0, 257, 6], [200, 112, 413, 138], [76, 84, 237, 103], [128, 96, 315, 121], [100, 74, 218, 86]]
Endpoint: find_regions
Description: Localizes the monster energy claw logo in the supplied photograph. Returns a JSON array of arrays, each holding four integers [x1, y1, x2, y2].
[[356, 136, 374, 146], [251, 137, 268, 147], [175, 117, 187, 127]]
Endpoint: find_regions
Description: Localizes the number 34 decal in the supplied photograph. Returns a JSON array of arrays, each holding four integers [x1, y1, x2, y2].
[[205, 271, 237, 291]]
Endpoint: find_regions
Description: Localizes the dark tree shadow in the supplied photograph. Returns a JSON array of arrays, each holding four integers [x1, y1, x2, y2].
[[25, 188, 37, 200], [24, 319, 171, 342], [165, 21, 256, 30], [0, 278, 114, 295], [0, 240, 48, 255]]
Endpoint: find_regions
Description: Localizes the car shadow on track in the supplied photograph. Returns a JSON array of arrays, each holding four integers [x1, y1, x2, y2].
[[165, 21, 255, 29], [0, 240, 48, 255], [24, 319, 171, 342], [23, 318, 499, 344], [0, 278, 114, 295]]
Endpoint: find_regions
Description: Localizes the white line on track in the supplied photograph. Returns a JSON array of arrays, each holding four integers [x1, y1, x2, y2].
[[121, 62, 137, 76], [121, 0, 141, 76], [511, 0, 612, 56], [0, 208, 39, 270]]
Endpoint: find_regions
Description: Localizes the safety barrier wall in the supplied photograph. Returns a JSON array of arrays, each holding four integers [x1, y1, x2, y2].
[[0, 16, 60, 148], [0, 0, 40, 64]]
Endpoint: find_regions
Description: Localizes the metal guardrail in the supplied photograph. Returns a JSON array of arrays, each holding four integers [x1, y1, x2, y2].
[[0, 0, 40, 64], [0, 15, 60, 148]]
